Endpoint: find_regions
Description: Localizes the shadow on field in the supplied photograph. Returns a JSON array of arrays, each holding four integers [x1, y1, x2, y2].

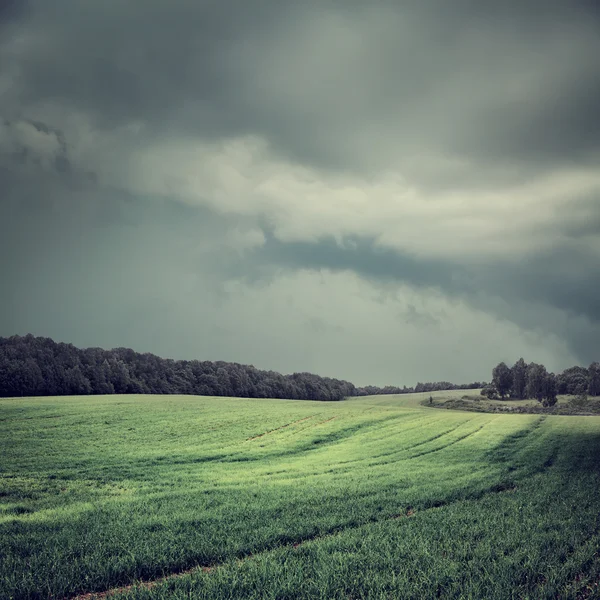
[[484, 415, 600, 476], [484, 416, 547, 464], [548, 430, 600, 474]]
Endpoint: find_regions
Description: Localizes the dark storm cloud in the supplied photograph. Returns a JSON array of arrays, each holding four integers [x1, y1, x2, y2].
[[3, 0, 599, 177], [0, 0, 23, 21], [0, 167, 259, 355], [2, 1, 285, 136], [257, 233, 466, 294], [1, 0, 599, 382], [253, 231, 600, 365], [454, 68, 600, 168]]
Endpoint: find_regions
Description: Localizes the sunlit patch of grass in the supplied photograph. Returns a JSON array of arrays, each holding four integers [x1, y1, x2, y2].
[[1, 393, 600, 599]]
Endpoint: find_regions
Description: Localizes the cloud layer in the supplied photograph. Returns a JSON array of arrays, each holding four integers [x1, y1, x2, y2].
[[1, 1, 598, 384]]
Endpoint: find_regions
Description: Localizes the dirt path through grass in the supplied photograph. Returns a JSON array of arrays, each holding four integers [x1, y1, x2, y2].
[[66, 478, 527, 600]]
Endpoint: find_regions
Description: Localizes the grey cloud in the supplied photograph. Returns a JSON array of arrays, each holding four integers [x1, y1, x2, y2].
[[552, 194, 600, 240], [0, 118, 72, 174], [1, 1, 598, 384], [2, 1, 285, 137], [3, 1, 599, 181], [401, 304, 443, 329], [514, 249, 600, 322], [252, 232, 599, 365], [255, 233, 466, 294], [454, 65, 600, 168], [214, 0, 600, 178], [0, 163, 590, 383], [0, 0, 23, 22], [0, 168, 258, 355]]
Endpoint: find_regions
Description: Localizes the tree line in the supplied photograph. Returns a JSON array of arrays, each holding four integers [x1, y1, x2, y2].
[[0, 335, 482, 400], [4, 336, 597, 404], [486, 358, 600, 407], [0, 335, 356, 400], [355, 380, 485, 396]]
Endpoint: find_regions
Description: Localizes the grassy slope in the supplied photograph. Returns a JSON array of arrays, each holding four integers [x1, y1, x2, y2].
[[1, 392, 599, 599], [424, 391, 600, 415]]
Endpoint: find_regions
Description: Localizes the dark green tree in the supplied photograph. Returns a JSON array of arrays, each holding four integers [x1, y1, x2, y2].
[[588, 362, 600, 397], [557, 366, 589, 396], [492, 362, 513, 399], [525, 363, 547, 402], [542, 372, 558, 407], [510, 358, 528, 399]]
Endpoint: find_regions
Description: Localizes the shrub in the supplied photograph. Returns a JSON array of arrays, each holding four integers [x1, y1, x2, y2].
[[481, 385, 499, 400], [569, 393, 589, 411]]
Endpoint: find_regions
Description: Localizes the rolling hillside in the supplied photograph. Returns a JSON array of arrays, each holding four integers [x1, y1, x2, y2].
[[2, 391, 599, 599]]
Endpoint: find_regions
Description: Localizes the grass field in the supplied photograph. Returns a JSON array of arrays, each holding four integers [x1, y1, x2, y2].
[[424, 392, 600, 416], [2, 391, 600, 599]]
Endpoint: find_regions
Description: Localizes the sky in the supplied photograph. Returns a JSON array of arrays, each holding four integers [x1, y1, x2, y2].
[[1, 0, 599, 386]]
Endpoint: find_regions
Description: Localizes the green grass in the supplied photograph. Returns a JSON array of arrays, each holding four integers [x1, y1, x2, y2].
[[425, 391, 600, 415], [1, 392, 600, 599]]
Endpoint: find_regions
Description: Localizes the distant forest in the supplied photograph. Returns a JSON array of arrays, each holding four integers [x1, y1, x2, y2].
[[486, 359, 600, 407], [0, 335, 485, 400]]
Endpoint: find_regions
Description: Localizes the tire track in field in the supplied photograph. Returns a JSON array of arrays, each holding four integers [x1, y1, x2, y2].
[[406, 421, 490, 459], [198, 415, 395, 468], [485, 415, 547, 465], [273, 414, 418, 462], [333, 415, 451, 468], [251, 414, 340, 441], [65, 478, 522, 600], [541, 443, 560, 470], [341, 413, 428, 448], [295, 409, 398, 437], [354, 413, 438, 445], [361, 419, 474, 468], [408, 419, 474, 450], [245, 415, 316, 441], [361, 419, 493, 470]]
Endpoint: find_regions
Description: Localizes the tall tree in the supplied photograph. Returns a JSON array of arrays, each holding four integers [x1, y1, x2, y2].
[[589, 362, 600, 397], [510, 358, 528, 399], [542, 372, 558, 407], [492, 362, 513, 399], [525, 363, 547, 402]]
